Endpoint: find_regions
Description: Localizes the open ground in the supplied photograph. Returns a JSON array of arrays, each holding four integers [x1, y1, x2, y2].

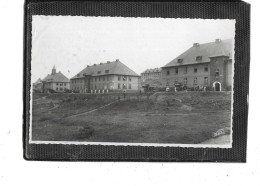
[[31, 91, 232, 144]]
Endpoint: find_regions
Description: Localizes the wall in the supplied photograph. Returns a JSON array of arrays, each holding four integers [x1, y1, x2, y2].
[[109, 75, 140, 92], [209, 56, 230, 90], [141, 72, 162, 82], [71, 75, 140, 93], [225, 60, 233, 87], [161, 63, 211, 87]]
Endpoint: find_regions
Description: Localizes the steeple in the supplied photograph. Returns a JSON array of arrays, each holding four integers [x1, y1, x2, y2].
[[51, 65, 56, 75]]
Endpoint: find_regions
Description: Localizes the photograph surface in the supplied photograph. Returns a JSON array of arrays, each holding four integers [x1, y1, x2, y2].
[[30, 16, 235, 147]]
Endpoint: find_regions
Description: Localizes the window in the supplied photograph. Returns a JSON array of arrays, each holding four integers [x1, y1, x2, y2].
[[60, 88, 63, 91], [56, 87, 58, 91], [103, 76, 105, 81], [64, 83, 67, 86], [129, 77, 132, 82], [194, 68, 197, 73], [123, 76, 127, 81], [95, 77, 97, 82], [95, 84, 97, 89], [129, 84, 132, 89], [60, 83, 63, 86], [105, 70, 109, 74], [167, 70, 170, 75], [118, 83, 121, 89], [123, 84, 127, 89], [177, 59, 183, 63], [118, 76, 121, 81], [175, 68, 178, 74], [204, 77, 208, 84], [215, 69, 219, 76], [56, 83, 58, 86], [184, 66, 187, 74], [99, 76, 101, 81], [184, 78, 187, 85], [107, 76, 109, 81], [97, 71, 101, 74], [174, 80, 178, 84], [196, 56, 202, 61], [194, 77, 197, 84], [204, 66, 208, 72]]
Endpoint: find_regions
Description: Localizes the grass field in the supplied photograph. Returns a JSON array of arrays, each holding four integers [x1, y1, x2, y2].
[[31, 92, 232, 144]]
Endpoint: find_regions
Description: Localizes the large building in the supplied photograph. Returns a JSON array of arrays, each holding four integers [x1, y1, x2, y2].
[[141, 68, 162, 82], [70, 59, 140, 93], [161, 39, 233, 91], [41, 66, 70, 93]]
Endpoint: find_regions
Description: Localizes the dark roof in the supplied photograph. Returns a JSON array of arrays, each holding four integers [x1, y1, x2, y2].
[[71, 60, 139, 79], [141, 68, 162, 74], [42, 72, 70, 83], [33, 78, 42, 85], [163, 39, 233, 68]]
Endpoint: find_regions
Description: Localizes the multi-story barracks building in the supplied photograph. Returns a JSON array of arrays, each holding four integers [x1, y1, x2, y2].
[[41, 66, 70, 93], [161, 39, 233, 91], [70, 59, 140, 93]]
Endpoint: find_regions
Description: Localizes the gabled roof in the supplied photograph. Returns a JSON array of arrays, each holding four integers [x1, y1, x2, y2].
[[42, 72, 70, 83], [71, 60, 139, 79], [142, 68, 162, 74], [33, 78, 42, 85], [163, 39, 233, 68]]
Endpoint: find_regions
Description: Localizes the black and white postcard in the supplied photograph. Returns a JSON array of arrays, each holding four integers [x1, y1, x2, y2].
[[24, 1, 250, 161], [30, 16, 235, 147]]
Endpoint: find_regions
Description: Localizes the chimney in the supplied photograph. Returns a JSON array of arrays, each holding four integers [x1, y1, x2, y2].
[[116, 59, 119, 62], [87, 65, 89, 67], [107, 61, 110, 64], [100, 62, 103, 65], [94, 64, 96, 66], [215, 39, 221, 43], [193, 43, 200, 47]]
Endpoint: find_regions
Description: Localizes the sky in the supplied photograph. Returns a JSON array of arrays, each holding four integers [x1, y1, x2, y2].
[[31, 16, 235, 83]]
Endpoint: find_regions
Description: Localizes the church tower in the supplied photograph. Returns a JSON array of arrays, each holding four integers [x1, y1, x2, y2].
[[51, 65, 56, 75]]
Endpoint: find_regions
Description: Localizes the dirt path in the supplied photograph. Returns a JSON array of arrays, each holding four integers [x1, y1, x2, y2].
[[65, 100, 118, 119], [200, 134, 231, 144]]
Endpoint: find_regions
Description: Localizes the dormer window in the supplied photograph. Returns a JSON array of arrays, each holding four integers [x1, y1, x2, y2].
[[196, 56, 202, 61], [105, 70, 109, 73], [177, 59, 183, 63], [77, 74, 80, 77], [97, 71, 101, 74]]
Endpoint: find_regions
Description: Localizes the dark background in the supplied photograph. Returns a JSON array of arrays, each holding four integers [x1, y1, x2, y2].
[[24, 0, 250, 162]]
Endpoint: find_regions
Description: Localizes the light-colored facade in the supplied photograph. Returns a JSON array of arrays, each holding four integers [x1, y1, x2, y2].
[[70, 59, 140, 93], [161, 39, 233, 91], [42, 66, 70, 93], [141, 68, 162, 82]]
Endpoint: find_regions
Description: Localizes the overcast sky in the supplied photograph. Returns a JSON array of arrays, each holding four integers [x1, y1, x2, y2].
[[31, 16, 235, 82]]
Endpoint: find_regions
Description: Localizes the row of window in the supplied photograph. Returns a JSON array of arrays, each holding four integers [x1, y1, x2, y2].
[[72, 83, 132, 90], [56, 82, 67, 86], [56, 87, 64, 91], [177, 56, 202, 63], [117, 76, 132, 82], [166, 66, 209, 75], [166, 77, 209, 85], [97, 70, 110, 74], [71, 76, 133, 84], [118, 83, 131, 89]]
